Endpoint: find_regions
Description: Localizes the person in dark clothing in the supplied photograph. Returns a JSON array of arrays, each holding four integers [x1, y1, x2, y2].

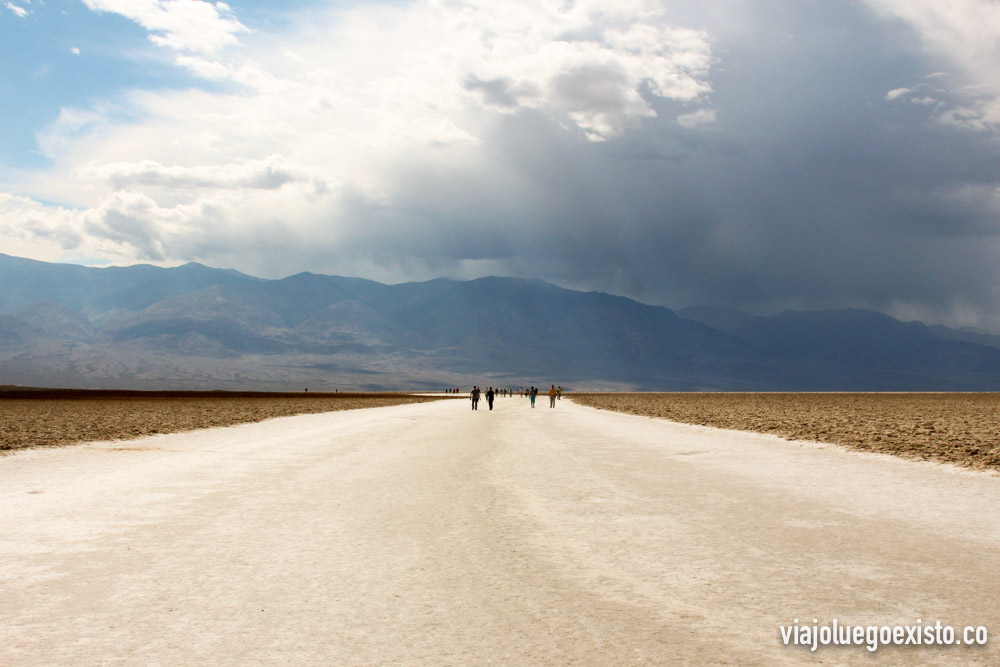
[[486, 387, 495, 410], [471, 386, 481, 410]]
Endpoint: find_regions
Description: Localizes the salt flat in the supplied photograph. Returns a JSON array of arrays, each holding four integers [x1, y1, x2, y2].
[[1, 396, 998, 665]]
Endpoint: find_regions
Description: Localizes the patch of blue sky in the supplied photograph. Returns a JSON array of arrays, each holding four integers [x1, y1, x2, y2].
[[56, 251, 121, 268], [27, 195, 85, 210], [1, 0, 396, 172], [0, 2, 242, 170], [227, 0, 338, 29]]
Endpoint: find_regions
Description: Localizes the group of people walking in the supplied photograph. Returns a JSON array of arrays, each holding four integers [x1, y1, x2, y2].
[[468, 384, 563, 410], [469, 386, 498, 410]]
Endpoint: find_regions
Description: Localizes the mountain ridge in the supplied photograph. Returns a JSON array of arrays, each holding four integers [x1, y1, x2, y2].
[[2, 254, 999, 391]]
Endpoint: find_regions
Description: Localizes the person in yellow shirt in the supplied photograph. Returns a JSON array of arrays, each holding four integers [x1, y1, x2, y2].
[[548, 384, 557, 408]]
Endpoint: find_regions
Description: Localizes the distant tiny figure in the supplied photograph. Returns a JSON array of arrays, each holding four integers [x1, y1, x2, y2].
[[549, 385, 557, 408], [486, 386, 495, 410], [471, 386, 481, 410], [557, 386, 562, 400]]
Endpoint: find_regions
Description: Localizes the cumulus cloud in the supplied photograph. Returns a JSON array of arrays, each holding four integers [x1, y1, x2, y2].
[[81, 0, 248, 54], [163, 0, 714, 142], [445, 2, 713, 139], [1, 193, 85, 255]]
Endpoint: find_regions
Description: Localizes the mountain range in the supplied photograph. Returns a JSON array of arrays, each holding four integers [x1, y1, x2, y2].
[[2, 252, 1000, 391]]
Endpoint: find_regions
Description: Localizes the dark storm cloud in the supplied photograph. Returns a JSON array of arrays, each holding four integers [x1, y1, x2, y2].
[[334, 0, 1000, 328]]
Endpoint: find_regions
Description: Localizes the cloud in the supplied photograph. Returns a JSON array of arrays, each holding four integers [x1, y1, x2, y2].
[[862, 0, 1000, 79], [448, 3, 713, 140], [75, 155, 314, 192], [167, 0, 714, 142], [81, 0, 248, 54], [0, 193, 85, 254], [6, 2, 27, 18], [676, 107, 716, 128], [883, 73, 1000, 132], [6, 0, 1000, 330], [865, 0, 1000, 131]]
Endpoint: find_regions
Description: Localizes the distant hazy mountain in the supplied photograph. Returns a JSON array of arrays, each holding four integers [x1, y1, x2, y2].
[[676, 306, 762, 334], [0, 314, 40, 345], [743, 309, 1000, 389], [926, 324, 1000, 351], [681, 305, 1000, 390], [0, 253, 258, 316], [3, 253, 1000, 390]]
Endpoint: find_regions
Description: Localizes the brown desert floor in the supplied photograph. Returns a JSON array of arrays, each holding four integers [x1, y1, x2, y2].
[[0, 389, 445, 452], [571, 392, 1000, 471]]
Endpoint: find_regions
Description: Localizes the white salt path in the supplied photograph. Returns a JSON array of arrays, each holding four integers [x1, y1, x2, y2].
[[1, 397, 998, 665]]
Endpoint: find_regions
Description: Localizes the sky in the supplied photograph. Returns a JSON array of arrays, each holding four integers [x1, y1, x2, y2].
[[2, 0, 1000, 329]]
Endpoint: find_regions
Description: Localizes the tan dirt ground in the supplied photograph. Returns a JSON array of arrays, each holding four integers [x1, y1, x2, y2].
[[571, 392, 1000, 471], [0, 389, 444, 452]]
